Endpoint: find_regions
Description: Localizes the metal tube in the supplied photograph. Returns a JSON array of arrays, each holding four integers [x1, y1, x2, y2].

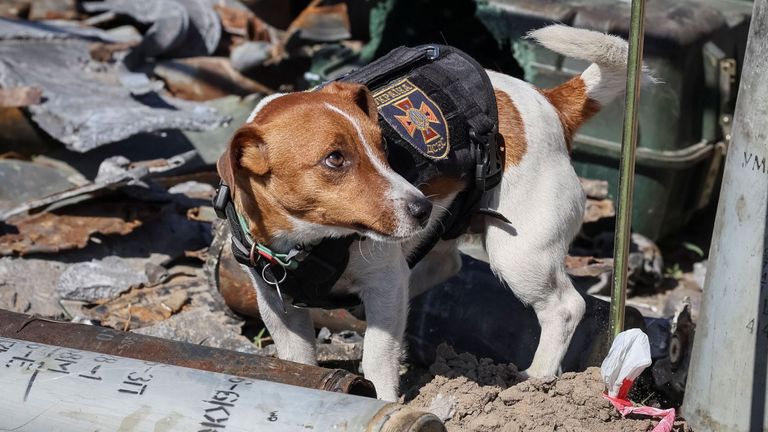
[[682, 1, 768, 429], [609, 0, 646, 339], [0, 337, 444, 432], [0, 309, 376, 397]]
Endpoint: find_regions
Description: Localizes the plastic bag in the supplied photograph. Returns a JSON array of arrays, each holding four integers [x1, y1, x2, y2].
[[600, 329, 675, 432]]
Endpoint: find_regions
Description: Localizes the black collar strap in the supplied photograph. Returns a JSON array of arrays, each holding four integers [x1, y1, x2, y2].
[[212, 182, 362, 310]]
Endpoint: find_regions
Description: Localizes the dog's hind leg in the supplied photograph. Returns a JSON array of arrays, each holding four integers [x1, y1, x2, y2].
[[247, 267, 317, 365], [485, 223, 585, 377], [482, 150, 587, 377]]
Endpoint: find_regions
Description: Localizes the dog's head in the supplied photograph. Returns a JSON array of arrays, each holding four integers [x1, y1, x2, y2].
[[218, 82, 433, 245]]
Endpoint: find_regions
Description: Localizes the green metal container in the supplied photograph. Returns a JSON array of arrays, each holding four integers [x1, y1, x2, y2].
[[476, 0, 752, 239]]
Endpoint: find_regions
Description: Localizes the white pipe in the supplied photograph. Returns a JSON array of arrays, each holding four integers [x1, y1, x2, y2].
[[0, 337, 443, 432], [682, 1, 768, 430]]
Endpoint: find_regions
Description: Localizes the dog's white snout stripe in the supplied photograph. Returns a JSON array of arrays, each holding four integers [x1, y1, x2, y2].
[[324, 102, 427, 237], [322, 103, 420, 194]]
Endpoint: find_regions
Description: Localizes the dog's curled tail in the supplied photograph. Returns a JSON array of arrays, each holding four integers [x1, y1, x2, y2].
[[527, 24, 652, 146]]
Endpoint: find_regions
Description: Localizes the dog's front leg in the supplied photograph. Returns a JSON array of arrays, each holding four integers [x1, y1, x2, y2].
[[246, 267, 317, 365], [360, 256, 410, 401]]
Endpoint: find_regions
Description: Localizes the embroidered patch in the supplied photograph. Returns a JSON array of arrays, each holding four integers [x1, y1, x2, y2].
[[373, 79, 450, 160]]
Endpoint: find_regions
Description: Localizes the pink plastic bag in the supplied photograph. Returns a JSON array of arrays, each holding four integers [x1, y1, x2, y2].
[[600, 329, 675, 432]]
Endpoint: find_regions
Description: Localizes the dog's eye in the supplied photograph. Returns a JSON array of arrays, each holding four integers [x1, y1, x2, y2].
[[324, 151, 345, 168]]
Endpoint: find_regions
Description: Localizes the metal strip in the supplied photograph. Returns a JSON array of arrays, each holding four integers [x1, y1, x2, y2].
[[609, 0, 647, 339]]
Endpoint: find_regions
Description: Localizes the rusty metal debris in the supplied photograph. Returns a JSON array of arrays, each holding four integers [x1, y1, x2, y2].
[[153, 57, 272, 101], [0, 86, 42, 107], [565, 256, 614, 278], [285, 0, 351, 45], [584, 198, 616, 223], [86, 273, 193, 330], [0, 309, 376, 396], [0, 202, 145, 255]]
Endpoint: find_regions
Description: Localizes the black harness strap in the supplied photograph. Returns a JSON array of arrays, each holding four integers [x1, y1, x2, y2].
[[214, 183, 361, 310]]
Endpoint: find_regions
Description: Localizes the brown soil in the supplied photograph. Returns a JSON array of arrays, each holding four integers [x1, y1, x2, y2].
[[407, 344, 692, 432]]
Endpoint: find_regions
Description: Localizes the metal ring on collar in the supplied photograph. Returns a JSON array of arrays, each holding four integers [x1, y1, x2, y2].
[[262, 263, 287, 285]]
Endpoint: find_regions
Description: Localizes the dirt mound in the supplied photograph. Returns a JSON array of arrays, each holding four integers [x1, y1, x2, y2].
[[408, 344, 691, 432]]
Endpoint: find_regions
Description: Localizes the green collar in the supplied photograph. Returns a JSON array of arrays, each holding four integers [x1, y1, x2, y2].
[[237, 212, 299, 270]]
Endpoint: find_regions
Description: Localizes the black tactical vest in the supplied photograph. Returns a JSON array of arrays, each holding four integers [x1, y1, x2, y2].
[[339, 45, 502, 262]]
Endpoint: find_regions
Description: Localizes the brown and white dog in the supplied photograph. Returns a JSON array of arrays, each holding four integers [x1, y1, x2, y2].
[[217, 25, 633, 400]]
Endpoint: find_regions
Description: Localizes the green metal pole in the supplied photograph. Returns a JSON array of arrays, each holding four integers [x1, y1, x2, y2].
[[609, 0, 646, 340]]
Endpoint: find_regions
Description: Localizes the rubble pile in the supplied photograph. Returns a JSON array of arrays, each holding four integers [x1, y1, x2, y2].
[[0, 0, 706, 415], [407, 344, 693, 432]]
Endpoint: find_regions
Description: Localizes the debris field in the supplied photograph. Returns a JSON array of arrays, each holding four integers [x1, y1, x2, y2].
[[0, 1, 711, 430]]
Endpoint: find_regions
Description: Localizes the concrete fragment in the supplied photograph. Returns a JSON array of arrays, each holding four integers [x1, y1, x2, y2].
[[230, 41, 272, 71], [57, 256, 148, 301], [428, 393, 457, 422], [132, 307, 258, 353], [0, 257, 68, 316]]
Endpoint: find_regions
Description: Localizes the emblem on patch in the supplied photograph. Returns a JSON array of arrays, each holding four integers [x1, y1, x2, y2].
[[373, 79, 450, 159]]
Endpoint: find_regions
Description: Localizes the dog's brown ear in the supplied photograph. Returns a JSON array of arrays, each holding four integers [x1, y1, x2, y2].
[[216, 146, 237, 188], [218, 126, 270, 187], [321, 81, 378, 122]]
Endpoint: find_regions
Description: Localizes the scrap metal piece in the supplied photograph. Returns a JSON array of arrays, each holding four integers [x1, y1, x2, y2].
[[0, 202, 146, 255], [565, 256, 613, 278], [0, 16, 121, 41], [0, 309, 376, 396], [86, 274, 196, 330], [153, 57, 272, 101], [285, 0, 351, 46], [229, 40, 273, 71], [0, 151, 195, 221], [214, 3, 275, 41], [27, 0, 77, 20], [0, 159, 79, 214], [0, 21, 228, 151], [583, 198, 615, 223], [83, 0, 221, 59]]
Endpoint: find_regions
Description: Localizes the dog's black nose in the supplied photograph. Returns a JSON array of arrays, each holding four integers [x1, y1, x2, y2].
[[408, 197, 433, 227]]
